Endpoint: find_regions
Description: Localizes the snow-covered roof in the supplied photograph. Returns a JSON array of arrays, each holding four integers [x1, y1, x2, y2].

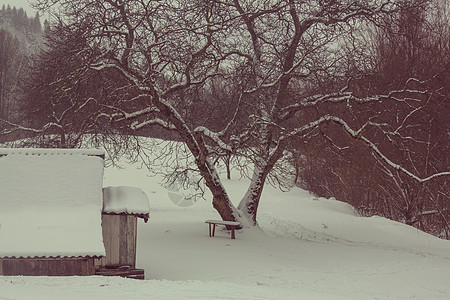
[[102, 186, 150, 222], [0, 148, 105, 157], [0, 148, 106, 259]]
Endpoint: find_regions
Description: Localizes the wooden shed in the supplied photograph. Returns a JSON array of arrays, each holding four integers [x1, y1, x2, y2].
[[95, 186, 150, 279], [0, 148, 106, 276]]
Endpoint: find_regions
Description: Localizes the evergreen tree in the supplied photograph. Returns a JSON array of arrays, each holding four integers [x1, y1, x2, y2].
[[0, 4, 44, 142]]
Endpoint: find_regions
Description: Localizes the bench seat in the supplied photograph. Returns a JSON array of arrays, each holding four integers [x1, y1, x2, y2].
[[205, 220, 240, 239]]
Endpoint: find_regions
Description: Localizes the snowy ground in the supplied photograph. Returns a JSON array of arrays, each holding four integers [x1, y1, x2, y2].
[[1, 153, 449, 299]]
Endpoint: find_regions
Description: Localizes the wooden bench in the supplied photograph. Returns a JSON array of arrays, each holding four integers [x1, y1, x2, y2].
[[205, 220, 241, 239]]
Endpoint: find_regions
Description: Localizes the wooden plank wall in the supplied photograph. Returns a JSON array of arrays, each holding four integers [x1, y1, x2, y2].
[[0, 258, 95, 276], [97, 214, 137, 268]]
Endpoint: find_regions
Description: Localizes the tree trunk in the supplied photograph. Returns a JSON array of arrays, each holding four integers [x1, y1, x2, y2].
[[212, 193, 238, 222], [201, 160, 245, 229], [151, 95, 243, 226], [237, 145, 285, 226], [197, 156, 242, 224], [225, 155, 231, 180], [237, 165, 270, 226]]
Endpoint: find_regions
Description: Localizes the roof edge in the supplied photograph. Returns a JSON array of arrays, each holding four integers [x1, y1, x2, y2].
[[0, 255, 105, 259], [0, 148, 105, 157]]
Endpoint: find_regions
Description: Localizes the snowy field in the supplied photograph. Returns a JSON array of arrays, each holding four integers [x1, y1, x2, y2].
[[1, 150, 450, 299]]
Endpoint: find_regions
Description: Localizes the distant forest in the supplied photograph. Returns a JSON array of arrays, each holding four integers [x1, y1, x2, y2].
[[0, 5, 43, 130], [0, 5, 42, 33]]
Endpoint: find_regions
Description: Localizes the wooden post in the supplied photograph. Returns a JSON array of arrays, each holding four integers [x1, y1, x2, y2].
[[231, 228, 236, 239]]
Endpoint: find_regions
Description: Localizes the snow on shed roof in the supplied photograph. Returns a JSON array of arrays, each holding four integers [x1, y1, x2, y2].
[[0, 148, 106, 259], [0, 147, 105, 157], [102, 186, 150, 222]]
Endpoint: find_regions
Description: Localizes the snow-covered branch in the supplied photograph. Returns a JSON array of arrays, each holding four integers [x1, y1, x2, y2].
[[0, 119, 63, 135], [90, 59, 152, 93], [278, 86, 427, 122], [194, 126, 232, 152], [131, 118, 176, 131], [325, 116, 450, 183]]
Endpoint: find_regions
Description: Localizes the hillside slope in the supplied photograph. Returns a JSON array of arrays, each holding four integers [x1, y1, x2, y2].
[[1, 145, 449, 299]]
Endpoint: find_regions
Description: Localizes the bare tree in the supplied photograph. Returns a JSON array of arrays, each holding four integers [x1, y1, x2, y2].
[[27, 0, 449, 227], [297, 0, 449, 237]]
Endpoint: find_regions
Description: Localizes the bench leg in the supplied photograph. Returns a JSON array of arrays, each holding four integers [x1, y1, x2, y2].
[[231, 228, 235, 239], [208, 223, 212, 237], [212, 224, 216, 237]]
